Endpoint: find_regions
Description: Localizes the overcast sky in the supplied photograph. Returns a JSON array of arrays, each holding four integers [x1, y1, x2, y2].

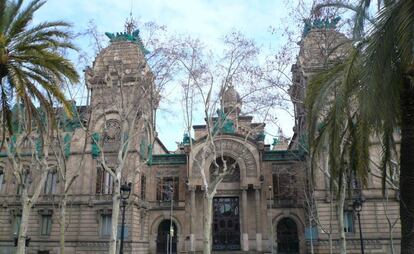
[[33, 0, 307, 151]]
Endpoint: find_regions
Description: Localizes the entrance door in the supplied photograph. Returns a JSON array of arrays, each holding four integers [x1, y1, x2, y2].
[[212, 197, 240, 251], [156, 220, 177, 254], [277, 218, 299, 254]]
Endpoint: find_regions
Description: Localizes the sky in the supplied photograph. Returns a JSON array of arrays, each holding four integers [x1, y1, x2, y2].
[[33, 0, 305, 151]]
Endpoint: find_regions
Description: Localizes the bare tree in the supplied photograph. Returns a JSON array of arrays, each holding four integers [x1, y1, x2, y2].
[[172, 31, 281, 253], [47, 102, 89, 254], [2, 107, 53, 254]]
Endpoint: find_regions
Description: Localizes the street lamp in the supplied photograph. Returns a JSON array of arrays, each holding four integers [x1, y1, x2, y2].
[[168, 183, 174, 254], [353, 196, 365, 254], [120, 182, 132, 254], [268, 185, 274, 254]]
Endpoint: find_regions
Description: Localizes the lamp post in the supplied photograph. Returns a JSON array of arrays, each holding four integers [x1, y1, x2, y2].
[[268, 185, 274, 254], [168, 183, 174, 254], [120, 182, 132, 254], [353, 196, 365, 254]]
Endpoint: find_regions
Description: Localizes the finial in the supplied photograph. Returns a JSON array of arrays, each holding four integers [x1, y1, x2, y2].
[[124, 0, 136, 34], [124, 16, 137, 34], [226, 76, 233, 87], [278, 127, 283, 137]]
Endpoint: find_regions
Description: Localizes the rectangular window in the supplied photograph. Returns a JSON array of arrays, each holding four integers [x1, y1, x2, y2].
[[140, 175, 146, 201], [40, 215, 52, 236], [344, 211, 354, 233], [96, 168, 114, 194], [43, 172, 57, 194], [13, 215, 21, 235], [272, 173, 296, 200], [100, 214, 112, 236], [156, 177, 179, 201], [0, 170, 3, 192]]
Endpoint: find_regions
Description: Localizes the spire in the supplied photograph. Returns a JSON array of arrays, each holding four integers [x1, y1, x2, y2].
[[104, 5, 149, 55], [124, 0, 136, 34]]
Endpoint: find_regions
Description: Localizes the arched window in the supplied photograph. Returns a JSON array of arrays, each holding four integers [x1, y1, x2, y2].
[[210, 156, 240, 182], [277, 218, 299, 254], [96, 166, 114, 195]]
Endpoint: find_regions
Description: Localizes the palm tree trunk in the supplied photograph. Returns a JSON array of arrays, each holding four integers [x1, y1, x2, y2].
[[399, 79, 414, 254]]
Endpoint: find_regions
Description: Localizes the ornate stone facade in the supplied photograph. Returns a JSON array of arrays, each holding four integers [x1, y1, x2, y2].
[[0, 28, 400, 254]]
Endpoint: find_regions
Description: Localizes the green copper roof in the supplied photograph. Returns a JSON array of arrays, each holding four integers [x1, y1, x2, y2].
[[303, 16, 341, 37], [105, 29, 149, 55]]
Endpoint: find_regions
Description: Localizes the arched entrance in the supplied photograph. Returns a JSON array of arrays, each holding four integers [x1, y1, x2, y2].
[[277, 218, 299, 254], [156, 220, 177, 254]]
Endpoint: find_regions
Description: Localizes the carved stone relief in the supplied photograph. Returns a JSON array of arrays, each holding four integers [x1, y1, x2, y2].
[[192, 139, 257, 179]]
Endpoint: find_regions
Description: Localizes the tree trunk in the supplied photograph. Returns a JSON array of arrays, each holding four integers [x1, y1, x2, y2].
[[16, 189, 30, 254], [337, 177, 347, 254], [399, 80, 414, 254], [14, 167, 48, 254], [203, 195, 213, 254], [328, 234, 333, 254], [389, 227, 395, 254], [329, 194, 333, 254], [60, 194, 67, 254], [109, 179, 121, 254]]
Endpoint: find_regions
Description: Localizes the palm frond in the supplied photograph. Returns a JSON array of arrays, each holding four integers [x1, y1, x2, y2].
[[6, 0, 44, 39]]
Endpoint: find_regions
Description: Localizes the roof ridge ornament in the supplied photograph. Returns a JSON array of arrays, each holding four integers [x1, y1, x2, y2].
[[104, 14, 150, 55], [124, 10, 136, 34], [302, 16, 341, 37]]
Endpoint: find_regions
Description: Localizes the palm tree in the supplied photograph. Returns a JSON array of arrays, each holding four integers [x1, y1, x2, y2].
[[0, 0, 79, 134], [307, 1, 414, 253]]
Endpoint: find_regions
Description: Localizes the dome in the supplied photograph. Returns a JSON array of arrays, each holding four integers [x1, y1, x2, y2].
[[86, 41, 151, 88], [221, 85, 242, 114], [299, 29, 350, 69]]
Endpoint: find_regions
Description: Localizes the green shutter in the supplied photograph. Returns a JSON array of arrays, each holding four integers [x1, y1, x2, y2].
[[91, 133, 101, 159]]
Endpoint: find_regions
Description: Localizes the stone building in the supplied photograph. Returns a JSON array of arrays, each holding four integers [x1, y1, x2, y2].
[[0, 25, 400, 254]]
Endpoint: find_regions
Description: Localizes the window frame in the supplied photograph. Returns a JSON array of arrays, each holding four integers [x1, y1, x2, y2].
[[100, 214, 112, 237], [96, 167, 114, 195], [43, 171, 58, 195], [156, 176, 179, 202], [40, 215, 52, 236], [0, 169, 3, 192], [343, 210, 355, 233], [272, 171, 297, 201], [12, 215, 21, 236]]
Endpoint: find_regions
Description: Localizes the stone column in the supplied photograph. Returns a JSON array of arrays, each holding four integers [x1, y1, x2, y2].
[[255, 188, 262, 251], [241, 187, 249, 251], [190, 186, 196, 252]]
